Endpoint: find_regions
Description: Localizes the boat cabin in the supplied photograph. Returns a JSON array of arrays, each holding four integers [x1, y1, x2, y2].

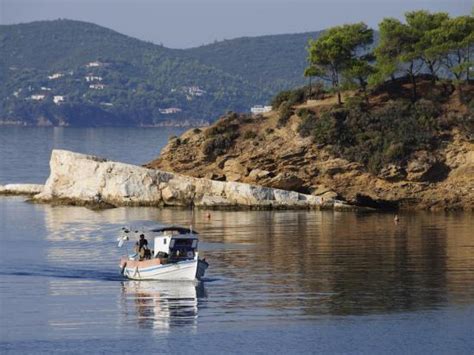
[[150, 226, 199, 262]]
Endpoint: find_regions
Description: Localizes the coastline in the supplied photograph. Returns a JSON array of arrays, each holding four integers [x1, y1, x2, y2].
[[2, 149, 358, 211], [149, 105, 474, 212], [0, 121, 210, 128]]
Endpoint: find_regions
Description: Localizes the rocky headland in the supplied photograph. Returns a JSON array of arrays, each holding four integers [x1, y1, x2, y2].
[[147, 82, 474, 211], [1, 149, 353, 210]]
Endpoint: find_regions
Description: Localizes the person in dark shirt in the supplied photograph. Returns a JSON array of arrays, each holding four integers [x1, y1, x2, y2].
[[136, 234, 150, 260], [138, 234, 148, 250]]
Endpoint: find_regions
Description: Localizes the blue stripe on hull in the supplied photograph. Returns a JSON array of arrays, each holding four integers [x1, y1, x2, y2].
[[123, 259, 197, 280], [125, 259, 196, 273]]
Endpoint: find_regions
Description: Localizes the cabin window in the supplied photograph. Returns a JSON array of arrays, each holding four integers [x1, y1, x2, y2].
[[163, 239, 167, 245], [192, 240, 198, 248]]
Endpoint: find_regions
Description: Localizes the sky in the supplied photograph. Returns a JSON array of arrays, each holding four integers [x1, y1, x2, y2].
[[0, 0, 472, 48]]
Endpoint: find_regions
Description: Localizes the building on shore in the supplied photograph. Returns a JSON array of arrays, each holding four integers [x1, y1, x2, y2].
[[48, 73, 64, 80], [53, 96, 65, 105], [250, 105, 272, 114], [86, 61, 104, 68], [85, 75, 103, 82], [30, 94, 46, 101], [89, 83, 105, 90], [159, 107, 182, 114]]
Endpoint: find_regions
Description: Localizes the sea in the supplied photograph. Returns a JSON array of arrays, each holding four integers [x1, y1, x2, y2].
[[0, 126, 473, 354]]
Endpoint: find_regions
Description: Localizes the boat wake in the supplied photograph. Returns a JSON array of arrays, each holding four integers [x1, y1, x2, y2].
[[0, 267, 122, 281]]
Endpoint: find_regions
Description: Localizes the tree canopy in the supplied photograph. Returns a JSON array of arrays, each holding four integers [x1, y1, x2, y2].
[[374, 17, 425, 99], [306, 11, 473, 103], [373, 11, 473, 100], [406, 10, 450, 80], [430, 15, 474, 81], [306, 23, 373, 104]]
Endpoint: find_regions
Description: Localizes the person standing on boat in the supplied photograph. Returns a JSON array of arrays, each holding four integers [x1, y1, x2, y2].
[[138, 234, 148, 250], [135, 234, 150, 260]]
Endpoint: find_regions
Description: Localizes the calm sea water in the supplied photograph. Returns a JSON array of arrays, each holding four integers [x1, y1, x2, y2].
[[0, 127, 186, 184], [1, 127, 474, 354]]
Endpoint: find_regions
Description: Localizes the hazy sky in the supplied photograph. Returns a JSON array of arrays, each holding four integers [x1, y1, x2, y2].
[[1, 0, 471, 48]]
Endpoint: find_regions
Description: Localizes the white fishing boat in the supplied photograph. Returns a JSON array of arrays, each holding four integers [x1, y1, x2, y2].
[[117, 225, 209, 281]]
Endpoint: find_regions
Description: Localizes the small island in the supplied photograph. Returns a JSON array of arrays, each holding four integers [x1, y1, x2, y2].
[[148, 11, 474, 211]]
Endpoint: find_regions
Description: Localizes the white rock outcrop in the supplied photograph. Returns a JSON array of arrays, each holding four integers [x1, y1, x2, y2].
[[32, 150, 338, 209], [0, 184, 44, 195]]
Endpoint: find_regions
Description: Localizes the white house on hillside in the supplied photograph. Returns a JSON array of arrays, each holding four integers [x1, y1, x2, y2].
[[159, 107, 182, 114], [184, 86, 206, 96], [86, 61, 103, 68], [250, 105, 272, 114], [89, 83, 105, 90], [30, 94, 46, 100], [53, 95, 65, 105], [48, 73, 64, 80], [85, 75, 103, 82]]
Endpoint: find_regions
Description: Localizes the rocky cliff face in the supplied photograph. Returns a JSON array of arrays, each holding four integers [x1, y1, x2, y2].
[[147, 102, 474, 211], [31, 150, 343, 209]]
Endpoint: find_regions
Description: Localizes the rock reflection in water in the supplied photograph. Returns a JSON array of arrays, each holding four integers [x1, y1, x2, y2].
[[120, 281, 206, 332], [38, 202, 474, 320], [188, 210, 474, 318]]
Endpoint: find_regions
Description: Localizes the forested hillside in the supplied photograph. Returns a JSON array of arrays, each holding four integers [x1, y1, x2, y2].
[[0, 20, 322, 126], [180, 31, 323, 93]]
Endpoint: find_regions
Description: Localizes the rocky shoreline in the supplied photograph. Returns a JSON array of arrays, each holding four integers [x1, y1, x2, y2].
[[148, 109, 474, 212], [1, 150, 358, 211], [0, 184, 44, 195]]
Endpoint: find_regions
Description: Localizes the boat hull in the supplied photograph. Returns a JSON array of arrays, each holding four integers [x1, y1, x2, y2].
[[121, 259, 198, 281]]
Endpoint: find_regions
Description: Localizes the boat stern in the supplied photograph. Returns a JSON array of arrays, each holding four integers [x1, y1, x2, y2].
[[196, 259, 209, 280]]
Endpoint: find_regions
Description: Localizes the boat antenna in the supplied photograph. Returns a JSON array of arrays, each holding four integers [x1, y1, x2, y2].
[[190, 203, 195, 234]]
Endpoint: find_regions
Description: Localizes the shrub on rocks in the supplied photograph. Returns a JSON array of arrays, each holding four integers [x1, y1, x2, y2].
[[202, 132, 239, 158], [303, 98, 445, 173], [296, 108, 310, 117], [277, 102, 294, 128], [243, 130, 258, 140], [205, 116, 239, 138], [271, 84, 324, 110], [297, 110, 318, 138], [202, 112, 244, 159]]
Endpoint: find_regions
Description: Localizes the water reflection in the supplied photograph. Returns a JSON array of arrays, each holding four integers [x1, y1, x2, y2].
[[191, 210, 474, 317], [120, 281, 206, 332], [37, 202, 474, 319]]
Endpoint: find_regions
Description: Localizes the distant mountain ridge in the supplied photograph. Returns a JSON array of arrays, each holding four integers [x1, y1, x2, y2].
[[180, 31, 322, 93], [0, 19, 322, 126]]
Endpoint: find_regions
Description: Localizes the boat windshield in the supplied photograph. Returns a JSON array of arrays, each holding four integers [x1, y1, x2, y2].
[[169, 237, 198, 260]]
